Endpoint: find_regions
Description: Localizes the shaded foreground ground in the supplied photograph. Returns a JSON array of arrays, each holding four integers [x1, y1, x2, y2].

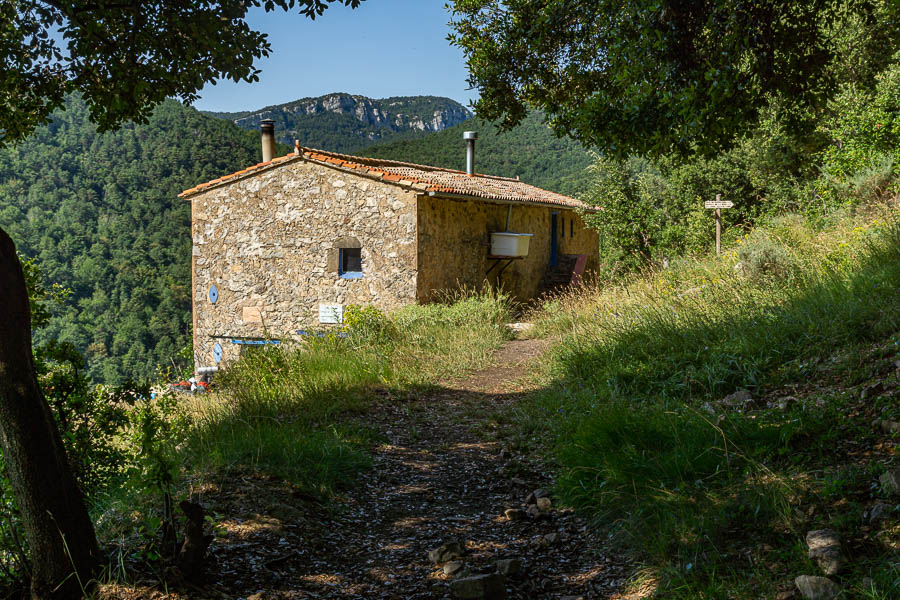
[[101, 339, 639, 599]]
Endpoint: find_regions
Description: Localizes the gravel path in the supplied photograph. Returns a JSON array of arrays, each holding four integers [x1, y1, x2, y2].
[[102, 339, 637, 599]]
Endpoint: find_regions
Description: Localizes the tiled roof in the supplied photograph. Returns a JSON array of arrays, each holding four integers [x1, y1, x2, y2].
[[179, 147, 592, 211]]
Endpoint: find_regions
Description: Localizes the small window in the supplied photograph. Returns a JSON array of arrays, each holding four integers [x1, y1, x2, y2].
[[570, 219, 574, 238], [339, 247, 362, 279]]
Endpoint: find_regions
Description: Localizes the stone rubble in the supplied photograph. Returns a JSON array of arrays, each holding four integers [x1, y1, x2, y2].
[[880, 469, 900, 495], [450, 573, 507, 599], [805, 529, 842, 576], [494, 558, 521, 576], [868, 502, 893, 524], [444, 560, 465, 576], [794, 575, 842, 600], [428, 540, 465, 564]]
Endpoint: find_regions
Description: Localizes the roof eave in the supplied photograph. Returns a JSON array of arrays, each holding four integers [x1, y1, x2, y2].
[[179, 154, 305, 199], [425, 190, 598, 213]]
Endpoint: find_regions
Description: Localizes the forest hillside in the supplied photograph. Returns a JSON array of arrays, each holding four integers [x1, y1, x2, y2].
[[0, 96, 264, 383]]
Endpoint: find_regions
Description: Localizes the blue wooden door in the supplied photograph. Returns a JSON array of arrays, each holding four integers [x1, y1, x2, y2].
[[550, 212, 559, 267]]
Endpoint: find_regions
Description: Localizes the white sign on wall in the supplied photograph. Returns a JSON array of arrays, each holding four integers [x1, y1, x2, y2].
[[318, 303, 344, 324]]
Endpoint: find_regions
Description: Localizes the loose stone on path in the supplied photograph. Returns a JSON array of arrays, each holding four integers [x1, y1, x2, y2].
[[450, 573, 507, 599], [795, 575, 842, 600]]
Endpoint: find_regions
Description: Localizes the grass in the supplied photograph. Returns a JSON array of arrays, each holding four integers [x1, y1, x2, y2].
[[518, 206, 900, 597], [184, 289, 514, 497], [66, 288, 516, 596]]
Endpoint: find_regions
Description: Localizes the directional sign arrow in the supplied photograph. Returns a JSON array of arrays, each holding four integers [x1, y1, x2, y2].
[[705, 200, 734, 209]]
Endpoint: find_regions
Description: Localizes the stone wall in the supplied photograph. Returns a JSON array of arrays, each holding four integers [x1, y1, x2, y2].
[[416, 195, 599, 302], [189, 158, 418, 367]]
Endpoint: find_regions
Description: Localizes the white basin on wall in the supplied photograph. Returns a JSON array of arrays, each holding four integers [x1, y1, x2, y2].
[[491, 232, 533, 257]]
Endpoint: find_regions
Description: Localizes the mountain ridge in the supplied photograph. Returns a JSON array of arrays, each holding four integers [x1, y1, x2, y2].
[[205, 92, 472, 153]]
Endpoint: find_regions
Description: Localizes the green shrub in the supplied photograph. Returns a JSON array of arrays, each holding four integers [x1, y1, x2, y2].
[[849, 154, 895, 203], [817, 53, 900, 203], [343, 304, 397, 344], [736, 231, 798, 281]]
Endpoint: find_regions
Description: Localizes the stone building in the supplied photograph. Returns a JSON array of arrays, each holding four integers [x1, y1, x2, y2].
[[179, 125, 598, 369]]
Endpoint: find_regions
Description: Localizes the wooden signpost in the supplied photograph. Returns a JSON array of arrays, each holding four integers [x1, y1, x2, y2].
[[704, 194, 733, 255]]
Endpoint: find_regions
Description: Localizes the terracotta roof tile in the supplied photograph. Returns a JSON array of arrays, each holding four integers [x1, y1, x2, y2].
[[179, 147, 591, 210]]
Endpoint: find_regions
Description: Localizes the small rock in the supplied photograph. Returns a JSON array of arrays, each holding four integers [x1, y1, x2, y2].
[[499, 447, 512, 459], [701, 402, 716, 414], [449, 573, 506, 599], [880, 469, 900, 495], [536, 497, 552, 512], [868, 503, 893, 524], [266, 502, 303, 522], [506, 322, 534, 333], [794, 575, 841, 600], [524, 488, 549, 504], [861, 382, 883, 400], [444, 561, 464, 576], [773, 396, 798, 410], [881, 420, 900, 434], [429, 541, 465, 564], [775, 591, 796, 600], [525, 505, 541, 520], [720, 389, 753, 408], [247, 594, 265, 600], [504, 508, 526, 522], [540, 532, 560, 546], [494, 558, 521, 576], [806, 529, 842, 575]]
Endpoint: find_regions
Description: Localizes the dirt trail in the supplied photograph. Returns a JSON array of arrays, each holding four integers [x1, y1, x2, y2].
[[104, 339, 635, 599]]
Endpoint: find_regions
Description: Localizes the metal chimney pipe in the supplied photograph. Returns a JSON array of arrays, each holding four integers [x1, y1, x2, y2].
[[464, 131, 477, 175], [260, 119, 276, 162]]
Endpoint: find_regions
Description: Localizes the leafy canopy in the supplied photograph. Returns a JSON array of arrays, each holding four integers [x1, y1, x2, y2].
[[0, 0, 364, 146], [448, 0, 900, 157]]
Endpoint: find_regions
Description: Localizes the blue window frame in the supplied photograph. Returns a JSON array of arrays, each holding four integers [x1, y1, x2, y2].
[[339, 247, 363, 279]]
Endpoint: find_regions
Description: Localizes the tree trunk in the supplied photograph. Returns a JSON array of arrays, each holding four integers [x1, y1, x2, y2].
[[0, 227, 99, 599]]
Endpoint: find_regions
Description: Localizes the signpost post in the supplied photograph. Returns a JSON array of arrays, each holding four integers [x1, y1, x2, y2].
[[704, 194, 733, 255]]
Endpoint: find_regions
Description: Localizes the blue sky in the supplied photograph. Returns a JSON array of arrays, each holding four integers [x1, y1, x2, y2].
[[192, 1, 475, 113]]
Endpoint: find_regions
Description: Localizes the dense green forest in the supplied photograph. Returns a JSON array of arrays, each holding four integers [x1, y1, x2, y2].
[[362, 111, 594, 197], [207, 93, 472, 153], [0, 96, 263, 383]]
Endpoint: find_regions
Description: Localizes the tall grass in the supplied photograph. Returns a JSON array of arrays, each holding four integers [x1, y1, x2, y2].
[[521, 207, 900, 595], [186, 290, 513, 496]]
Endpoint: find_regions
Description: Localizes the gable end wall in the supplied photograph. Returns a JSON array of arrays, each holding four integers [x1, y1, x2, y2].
[[190, 160, 418, 368]]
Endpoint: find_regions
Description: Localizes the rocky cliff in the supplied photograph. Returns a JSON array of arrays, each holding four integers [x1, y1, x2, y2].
[[206, 93, 472, 154]]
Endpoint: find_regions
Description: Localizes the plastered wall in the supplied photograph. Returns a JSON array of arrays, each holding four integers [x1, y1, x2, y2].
[[416, 195, 599, 302]]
